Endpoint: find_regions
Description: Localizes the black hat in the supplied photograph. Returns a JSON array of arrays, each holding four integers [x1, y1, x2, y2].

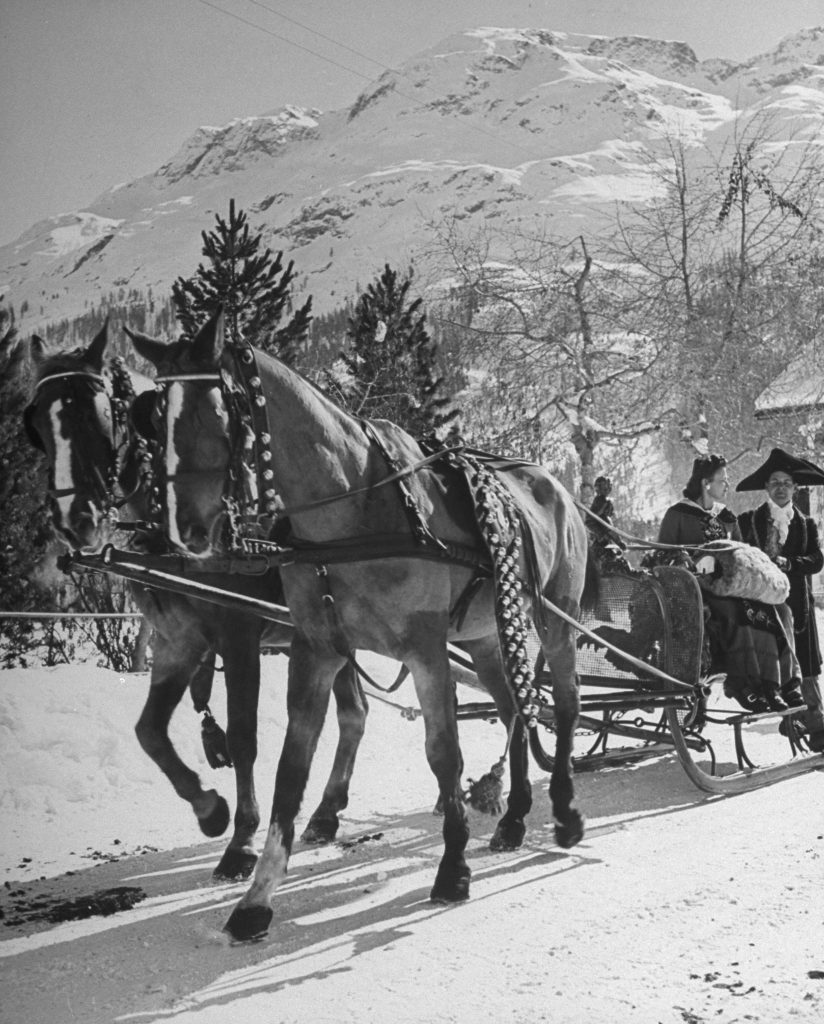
[[735, 447, 824, 491]]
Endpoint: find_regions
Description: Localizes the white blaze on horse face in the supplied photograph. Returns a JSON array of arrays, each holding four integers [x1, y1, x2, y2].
[[165, 382, 186, 549], [49, 400, 75, 527]]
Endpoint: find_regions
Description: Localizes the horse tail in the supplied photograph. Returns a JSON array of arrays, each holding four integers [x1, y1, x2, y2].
[[581, 544, 600, 614]]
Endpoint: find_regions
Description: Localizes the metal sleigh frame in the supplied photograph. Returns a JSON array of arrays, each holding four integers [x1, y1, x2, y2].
[[62, 542, 824, 797]]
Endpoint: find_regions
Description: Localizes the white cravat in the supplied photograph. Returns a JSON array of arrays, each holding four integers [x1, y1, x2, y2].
[[766, 496, 794, 547]]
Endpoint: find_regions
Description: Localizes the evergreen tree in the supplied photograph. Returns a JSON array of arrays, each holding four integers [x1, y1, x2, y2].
[[0, 302, 53, 619], [338, 264, 458, 440], [171, 199, 312, 364]]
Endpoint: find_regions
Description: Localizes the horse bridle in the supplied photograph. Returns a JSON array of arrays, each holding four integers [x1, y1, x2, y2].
[[150, 356, 277, 549], [26, 368, 135, 517]]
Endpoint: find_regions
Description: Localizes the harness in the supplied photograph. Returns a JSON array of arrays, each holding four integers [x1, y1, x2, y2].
[[144, 340, 558, 727]]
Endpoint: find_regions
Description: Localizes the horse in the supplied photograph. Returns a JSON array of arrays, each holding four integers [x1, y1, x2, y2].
[[127, 309, 595, 943], [23, 321, 368, 879]]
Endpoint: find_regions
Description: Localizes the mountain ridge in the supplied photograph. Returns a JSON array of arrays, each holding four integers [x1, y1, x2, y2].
[[2, 25, 822, 331]]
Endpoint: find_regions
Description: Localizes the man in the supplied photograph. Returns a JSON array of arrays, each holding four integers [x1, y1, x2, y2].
[[736, 448, 824, 752], [586, 475, 629, 572]]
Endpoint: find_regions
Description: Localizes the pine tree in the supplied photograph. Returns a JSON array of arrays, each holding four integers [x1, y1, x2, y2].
[[339, 264, 458, 440], [171, 199, 312, 364], [0, 302, 53, 619]]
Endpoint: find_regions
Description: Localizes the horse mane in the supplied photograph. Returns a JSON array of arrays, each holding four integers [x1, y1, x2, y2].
[[251, 345, 361, 426], [249, 343, 434, 464]]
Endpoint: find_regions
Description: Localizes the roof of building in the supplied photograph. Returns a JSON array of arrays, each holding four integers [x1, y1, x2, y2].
[[755, 348, 824, 417]]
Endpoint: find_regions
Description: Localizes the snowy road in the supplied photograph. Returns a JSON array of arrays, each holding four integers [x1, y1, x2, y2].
[[2, 656, 824, 1023]]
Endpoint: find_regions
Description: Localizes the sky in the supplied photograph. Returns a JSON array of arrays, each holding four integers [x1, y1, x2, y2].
[[1, 0, 822, 247]]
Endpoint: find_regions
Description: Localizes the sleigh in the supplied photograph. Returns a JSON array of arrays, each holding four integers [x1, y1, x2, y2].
[[30, 315, 823, 942], [63, 545, 822, 797]]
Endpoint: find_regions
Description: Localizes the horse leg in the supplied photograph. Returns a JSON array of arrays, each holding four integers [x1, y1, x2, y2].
[[302, 661, 368, 844], [407, 642, 471, 903], [212, 617, 264, 881], [541, 609, 585, 849], [134, 635, 230, 840], [224, 635, 343, 942], [463, 637, 531, 851]]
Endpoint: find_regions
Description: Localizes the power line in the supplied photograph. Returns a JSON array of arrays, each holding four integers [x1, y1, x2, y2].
[[195, 0, 377, 85], [196, 0, 548, 164], [243, 0, 393, 73]]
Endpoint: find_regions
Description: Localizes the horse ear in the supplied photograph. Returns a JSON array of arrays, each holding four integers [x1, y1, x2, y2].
[[190, 308, 225, 368], [130, 390, 157, 442], [125, 326, 169, 369], [30, 335, 47, 364], [86, 317, 109, 371]]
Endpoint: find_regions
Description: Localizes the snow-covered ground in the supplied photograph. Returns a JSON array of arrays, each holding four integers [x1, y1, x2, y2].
[[1, 642, 823, 1024]]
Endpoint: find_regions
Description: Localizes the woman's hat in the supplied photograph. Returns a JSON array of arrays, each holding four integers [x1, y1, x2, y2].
[[735, 447, 824, 491]]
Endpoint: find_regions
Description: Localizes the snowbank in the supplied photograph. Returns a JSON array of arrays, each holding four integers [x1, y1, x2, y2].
[[0, 652, 506, 882]]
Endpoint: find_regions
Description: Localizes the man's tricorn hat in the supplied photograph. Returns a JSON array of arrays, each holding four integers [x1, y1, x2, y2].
[[735, 447, 824, 491]]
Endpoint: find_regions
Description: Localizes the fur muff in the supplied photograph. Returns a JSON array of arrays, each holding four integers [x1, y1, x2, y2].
[[697, 540, 789, 604]]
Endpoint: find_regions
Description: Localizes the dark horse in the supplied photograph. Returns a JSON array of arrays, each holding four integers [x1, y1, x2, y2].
[[128, 310, 594, 942], [24, 322, 368, 879]]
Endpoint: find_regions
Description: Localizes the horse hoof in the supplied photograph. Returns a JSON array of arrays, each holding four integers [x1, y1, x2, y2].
[[489, 819, 526, 852], [223, 903, 273, 944], [301, 816, 339, 845], [213, 847, 258, 881], [198, 792, 231, 838], [429, 864, 471, 904], [554, 810, 585, 849]]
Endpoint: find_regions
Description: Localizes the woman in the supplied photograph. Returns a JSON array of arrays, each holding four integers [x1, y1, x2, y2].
[[658, 454, 801, 713], [658, 453, 741, 547]]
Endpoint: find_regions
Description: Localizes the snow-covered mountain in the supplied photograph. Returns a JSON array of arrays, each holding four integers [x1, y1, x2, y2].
[[2, 26, 823, 330]]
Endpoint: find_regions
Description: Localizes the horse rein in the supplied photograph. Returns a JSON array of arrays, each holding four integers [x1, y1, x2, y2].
[[576, 501, 738, 556], [146, 349, 738, 566]]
